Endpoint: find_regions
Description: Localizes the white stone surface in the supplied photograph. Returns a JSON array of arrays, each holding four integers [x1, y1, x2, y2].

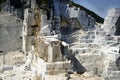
[[102, 8, 120, 35], [22, 8, 34, 54]]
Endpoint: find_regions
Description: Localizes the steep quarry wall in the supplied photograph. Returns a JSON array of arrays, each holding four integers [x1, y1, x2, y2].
[[0, 13, 22, 53], [102, 8, 120, 35]]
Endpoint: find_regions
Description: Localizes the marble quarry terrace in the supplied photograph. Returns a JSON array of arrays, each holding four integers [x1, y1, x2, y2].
[[0, 0, 120, 80]]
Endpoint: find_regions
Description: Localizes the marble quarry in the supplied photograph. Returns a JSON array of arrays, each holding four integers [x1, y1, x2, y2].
[[0, 0, 120, 80], [23, 6, 120, 80]]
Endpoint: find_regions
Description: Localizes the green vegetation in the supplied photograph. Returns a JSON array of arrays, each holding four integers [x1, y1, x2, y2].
[[70, 1, 104, 23]]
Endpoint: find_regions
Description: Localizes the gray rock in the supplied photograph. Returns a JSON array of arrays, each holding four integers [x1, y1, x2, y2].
[[0, 13, 22, 53]]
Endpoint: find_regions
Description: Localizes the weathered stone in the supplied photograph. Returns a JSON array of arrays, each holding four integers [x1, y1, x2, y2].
[[35, 37, 63, 62], [0, 13, 22, 53], [75, 54, 104, 75], [30, 56, 71, 75]]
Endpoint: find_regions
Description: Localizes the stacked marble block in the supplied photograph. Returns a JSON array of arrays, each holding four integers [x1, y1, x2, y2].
[[69, 30, 101, 56], [79, 31, 95, 43], [94, 29, 107, 46], [70, 44, 100, 55], [94, 28, 120, 45], [69, 28, 120, 79], [102, 8, 120, 35], [79, 29, 106, 45], [28, 37, 71, 75]]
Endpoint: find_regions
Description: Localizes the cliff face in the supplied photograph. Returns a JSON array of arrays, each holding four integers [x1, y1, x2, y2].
[[38, 0, 101, 37], [0, 0, 103, 53], [35, 0, 103, 21]]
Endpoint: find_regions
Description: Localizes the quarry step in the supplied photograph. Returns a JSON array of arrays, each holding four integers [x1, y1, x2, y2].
[[109, 62, 116, 66], [108, 75, 120, 80], [45, 70, 67, 75], [107, 67, 118, 72], [110, 71, 120, 76]]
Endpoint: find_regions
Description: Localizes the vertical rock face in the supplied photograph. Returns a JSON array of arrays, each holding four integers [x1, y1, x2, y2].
[[0, 14, 22, 53], [51, 1, 96, 30], [39, 0, 96, 36], [67, 7, 96, 30], [102, 8, 120, 35]]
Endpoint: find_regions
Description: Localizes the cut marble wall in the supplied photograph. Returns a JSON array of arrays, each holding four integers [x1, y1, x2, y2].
[[67, 7, 95, 30], [102, 8, 120, 35], [0, 13, 22, 53]]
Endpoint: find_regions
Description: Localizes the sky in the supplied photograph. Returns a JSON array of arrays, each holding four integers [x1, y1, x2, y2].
[[74, 0, 120, 18]]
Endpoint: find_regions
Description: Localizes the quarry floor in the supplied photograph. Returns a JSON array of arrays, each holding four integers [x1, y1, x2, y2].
[[0, 51, 105, 80]]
